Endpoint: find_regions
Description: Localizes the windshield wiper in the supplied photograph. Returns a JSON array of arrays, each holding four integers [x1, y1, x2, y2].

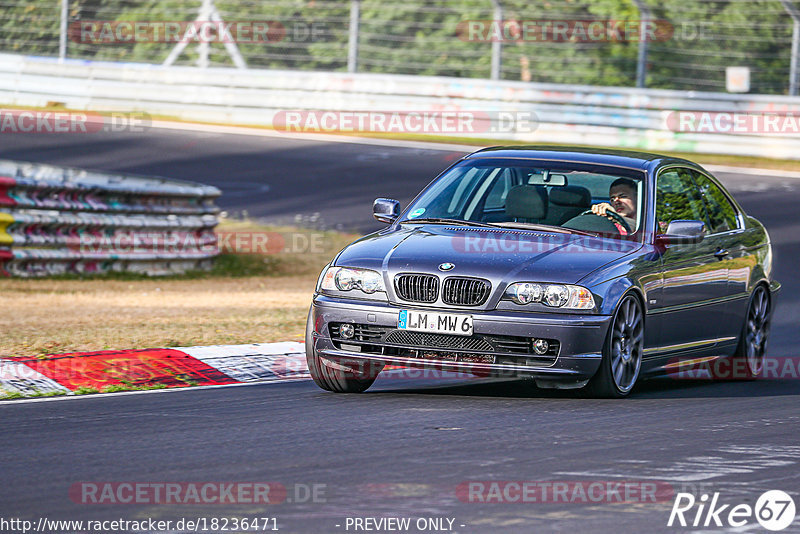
[[402, 218, 497, 228], [402, 218, 599, 237], [489, 221, 598, 236]]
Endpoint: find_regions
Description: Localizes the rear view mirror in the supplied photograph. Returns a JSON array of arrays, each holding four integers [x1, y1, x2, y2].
[[658, 220, 705, 244], [527, 172, 567, 186], [373, 198, 401, 224]]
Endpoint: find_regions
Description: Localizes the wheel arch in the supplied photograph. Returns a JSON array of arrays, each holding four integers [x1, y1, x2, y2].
[[592, 276, 648, 319], [750, 280, 773, 316], [608, 286, 647, 337], [623, 286, 646, 319], [584, 284, 646, 398]]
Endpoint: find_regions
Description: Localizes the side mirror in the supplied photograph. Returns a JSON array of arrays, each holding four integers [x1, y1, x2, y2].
[[657, 220, 705, 245], [373, 198, 401, 224]]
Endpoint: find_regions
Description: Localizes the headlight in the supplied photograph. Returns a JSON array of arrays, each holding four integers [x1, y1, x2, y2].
[[544, 284, 570, 307], [321, 266, 385, 294], [509, 282, 543, 304], [505, 282, 595, 310], [315, 263, 331, 292]]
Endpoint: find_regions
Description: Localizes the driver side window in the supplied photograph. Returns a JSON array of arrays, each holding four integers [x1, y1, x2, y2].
[[656, 168, 709, 234]]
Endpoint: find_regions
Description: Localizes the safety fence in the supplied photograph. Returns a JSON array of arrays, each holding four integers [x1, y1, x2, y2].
[[3, 0, 799, 95], [2, 53, 800, 159], [0, 158, 221, 277]]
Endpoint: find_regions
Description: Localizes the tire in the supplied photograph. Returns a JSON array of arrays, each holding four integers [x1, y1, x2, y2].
[[305, 306, 383, 393], [584, 294, 644, 398], [729, 285, 771, 380]]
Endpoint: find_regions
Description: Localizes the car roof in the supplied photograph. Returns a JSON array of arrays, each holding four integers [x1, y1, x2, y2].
[[464, 145, 702, 173]]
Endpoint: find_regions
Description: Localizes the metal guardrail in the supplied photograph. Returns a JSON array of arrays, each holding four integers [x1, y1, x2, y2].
[[6, 0, 800, 95], [1, 53, 800, 159], [0, 158, 221, 276]]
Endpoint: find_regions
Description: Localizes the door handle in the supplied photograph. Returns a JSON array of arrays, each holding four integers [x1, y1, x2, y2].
[[714, 248, 729, 258]]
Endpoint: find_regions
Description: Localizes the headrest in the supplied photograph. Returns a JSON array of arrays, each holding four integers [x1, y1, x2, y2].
[[550, 185, 591, 208], [505, 185, 547, 220]]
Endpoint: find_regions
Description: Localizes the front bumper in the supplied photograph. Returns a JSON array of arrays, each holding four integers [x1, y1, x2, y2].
[[310, 294, 611, 382]]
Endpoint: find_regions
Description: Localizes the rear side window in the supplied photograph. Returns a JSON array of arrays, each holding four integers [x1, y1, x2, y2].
[[656, 168, 709, 234], [691, 171, 740, 233]]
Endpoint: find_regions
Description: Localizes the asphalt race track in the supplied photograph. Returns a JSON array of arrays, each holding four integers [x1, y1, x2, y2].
[[1, 127, 799, 533]]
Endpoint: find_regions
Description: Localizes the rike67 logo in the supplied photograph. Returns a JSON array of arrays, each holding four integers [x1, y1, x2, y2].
[[668, 490, 796, 531]]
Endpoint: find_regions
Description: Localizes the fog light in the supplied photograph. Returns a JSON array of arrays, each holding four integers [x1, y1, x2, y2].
[[340, 323, 355, 339], [532, 338, 549, 355]]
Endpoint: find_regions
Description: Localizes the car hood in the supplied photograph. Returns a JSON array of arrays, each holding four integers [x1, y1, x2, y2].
[[335, 224, 641, 287]]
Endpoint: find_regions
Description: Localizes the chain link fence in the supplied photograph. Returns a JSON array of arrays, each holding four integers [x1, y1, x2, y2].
[[1, 0, 798, 95]]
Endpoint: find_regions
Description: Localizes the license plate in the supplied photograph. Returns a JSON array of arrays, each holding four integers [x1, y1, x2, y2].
[[398, 310, 473, 336]]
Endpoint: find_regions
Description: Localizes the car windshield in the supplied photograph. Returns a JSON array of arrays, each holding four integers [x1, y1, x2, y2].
[[402, 158, 646, 241]]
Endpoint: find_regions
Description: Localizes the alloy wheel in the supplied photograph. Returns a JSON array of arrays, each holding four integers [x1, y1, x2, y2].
[[745, 286, 770, 376], [610, 296, 644, 393]]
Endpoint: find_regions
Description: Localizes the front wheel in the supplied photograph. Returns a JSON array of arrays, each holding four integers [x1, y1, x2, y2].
[[305, 307, 383, 393], [584, 294, 644, 398]]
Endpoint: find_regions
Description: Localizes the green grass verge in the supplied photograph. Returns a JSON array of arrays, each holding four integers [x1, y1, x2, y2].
[[72, 383, 172, 396], [0, 389, 68, 399], [0, 381, 186, 401]]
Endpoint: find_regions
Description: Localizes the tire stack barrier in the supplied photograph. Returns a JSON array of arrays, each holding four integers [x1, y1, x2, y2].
[[0, 160, 221, 277]]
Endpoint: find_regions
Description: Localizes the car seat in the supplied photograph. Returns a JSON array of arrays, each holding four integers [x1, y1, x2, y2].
[[505, 185, 548, 223]]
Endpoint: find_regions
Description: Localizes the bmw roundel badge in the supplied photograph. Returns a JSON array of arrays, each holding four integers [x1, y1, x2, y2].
[[438, 262, 455, 271]]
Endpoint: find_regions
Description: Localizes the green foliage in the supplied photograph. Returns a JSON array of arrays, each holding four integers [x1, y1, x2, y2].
[[646, 0, 792, 93], [99, 383, 168, 392], [1, 1, 61, 55], [2, 0, 796, 93], [73, 386, 100, 395]]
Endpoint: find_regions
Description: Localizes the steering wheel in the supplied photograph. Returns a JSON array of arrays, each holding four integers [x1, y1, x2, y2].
[[581, 209, 632, 234]]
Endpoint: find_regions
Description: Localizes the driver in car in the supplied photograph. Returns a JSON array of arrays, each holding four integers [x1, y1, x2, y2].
[[590, 178, 638, 234]]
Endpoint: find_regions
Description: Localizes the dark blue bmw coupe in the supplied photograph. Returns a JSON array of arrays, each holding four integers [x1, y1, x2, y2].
[[305, 147, 780, 397]]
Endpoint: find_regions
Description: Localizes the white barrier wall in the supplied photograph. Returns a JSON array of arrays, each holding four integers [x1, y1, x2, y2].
[[1, 53, 800, 158], [0, 159, 221, 277]]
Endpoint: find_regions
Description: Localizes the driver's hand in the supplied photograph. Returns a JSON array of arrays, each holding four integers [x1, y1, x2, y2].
[[591, 202, 617, 219]]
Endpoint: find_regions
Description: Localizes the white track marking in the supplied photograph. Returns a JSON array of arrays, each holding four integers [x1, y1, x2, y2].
[[556, 443, 800, 482], [150, 119, 476, 153], [176, 341, 305, 357], [703, 164, 800, 179], [150, 119, 800, 179], [178, 342, 309, 382], [0, 359, 71, 396], [0, 378, 311, 406]]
